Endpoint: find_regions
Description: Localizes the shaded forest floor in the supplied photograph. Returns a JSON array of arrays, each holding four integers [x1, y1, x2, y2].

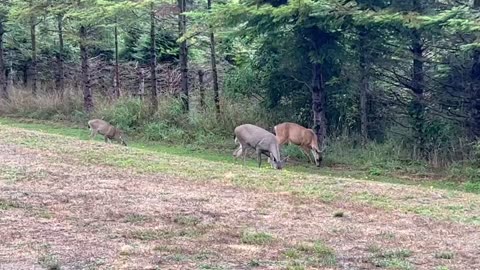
[[0, 122, 479, 269]]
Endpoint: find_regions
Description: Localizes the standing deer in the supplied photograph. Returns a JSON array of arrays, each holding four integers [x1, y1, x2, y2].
[[274, 122, 323, 166], [88, 119, 127, 146], [233, 124, 285, 169]]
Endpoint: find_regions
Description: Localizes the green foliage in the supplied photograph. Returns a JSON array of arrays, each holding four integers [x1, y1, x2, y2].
[[95, 98, 148, 132], [465, 181, 480, 193]]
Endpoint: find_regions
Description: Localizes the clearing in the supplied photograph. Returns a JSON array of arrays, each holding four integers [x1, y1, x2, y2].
[[0, 122, 479, 270]]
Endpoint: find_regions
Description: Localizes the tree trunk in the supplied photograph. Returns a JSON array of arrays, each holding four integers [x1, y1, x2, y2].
[[358, 26, 369, 146], [56, 14, 65, 99], [30, 13, 37, 96], [311, 62, 326, 165], [0, 21, 8, 100], [410, 28, 426, 158], [198, 69, 205, 109], [470, 49, 480, 138], [22, 65, 28, 87], [80, 25, 93, 113], [469, 0, 480, 138], [208, 0, 220, 117], [114, 16, 120, 99], [138, 66, 145, 99], [178, 0, 189, 111], [149, 2, 158, 112]]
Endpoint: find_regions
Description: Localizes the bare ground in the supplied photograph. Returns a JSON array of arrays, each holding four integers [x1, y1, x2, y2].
[[0, 128, 479, 270]]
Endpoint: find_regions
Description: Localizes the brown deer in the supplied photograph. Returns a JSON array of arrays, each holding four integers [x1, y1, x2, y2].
[[88, 119, 127, 146], [274, 122, 324, 166], [233, 124, 285, 169]]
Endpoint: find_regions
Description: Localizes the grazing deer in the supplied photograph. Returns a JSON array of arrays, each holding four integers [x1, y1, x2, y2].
[[274, 122, 324, 166], [233, 124, 285, 169], [88, 119, 127, 146]]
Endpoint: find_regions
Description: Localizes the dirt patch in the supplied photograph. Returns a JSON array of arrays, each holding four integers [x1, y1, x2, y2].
[[0, 137, 479, 269]]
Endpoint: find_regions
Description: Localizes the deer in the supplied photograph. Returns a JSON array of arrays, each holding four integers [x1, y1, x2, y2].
[[87, 119, 127, 146], [233, 124, 285, 169], [274, 122, 324, 166]]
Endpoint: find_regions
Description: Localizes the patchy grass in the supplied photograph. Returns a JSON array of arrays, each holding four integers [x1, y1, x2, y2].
[[173, 215, 201, 226], [0, 166, 27, 183], [369, 247, 414, 270], [0, 198, 22, 210], [0, 122, 480, 225], [378, 231, 396, 240], [126, 229, 172, 241], [353, 191, 393, 210], [240, 230, 274, 245], [0, 117, 476, 195], [435, 251, 454, 260], [124, 213, 150, 224], [0, 121, 479, 269], [38, 254, 61, 270], [198, 264, 226, 270], [35, 209, 53, 219], [284, 241, 336, 267], [126, 225, 210, 242], [153, 245, 184, 253]]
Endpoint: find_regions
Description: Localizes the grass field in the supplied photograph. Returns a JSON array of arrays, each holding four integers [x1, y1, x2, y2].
[[0, 119, 479, 269]]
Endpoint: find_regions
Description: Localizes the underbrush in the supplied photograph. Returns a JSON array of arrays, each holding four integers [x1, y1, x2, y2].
[[0, 88, 272, 150]]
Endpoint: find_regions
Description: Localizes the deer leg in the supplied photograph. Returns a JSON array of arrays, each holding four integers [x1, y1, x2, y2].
[[242, 145, 248, 166], [301, 146, 313, 163], [89, 129, 97, 140], [256, 148, 262, 168], [233, 145, 242, 157]]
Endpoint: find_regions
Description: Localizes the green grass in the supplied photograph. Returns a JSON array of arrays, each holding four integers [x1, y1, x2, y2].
[[1, 118, 480, 225], [284, 241, 337, 267], [240, 231, 274, 245], [124, 213, 149, 224], [369, 248, 414, 270], [0, 166, 28, 183], [173, 215, 201, 226], [127, 229, 170, 241], [0, 198, 22, 210], [0, 117, 470, 194]]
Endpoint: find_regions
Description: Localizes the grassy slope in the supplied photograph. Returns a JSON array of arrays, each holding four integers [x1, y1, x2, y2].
[[0, 118, 479, 225], [0, 117, 470, 192]]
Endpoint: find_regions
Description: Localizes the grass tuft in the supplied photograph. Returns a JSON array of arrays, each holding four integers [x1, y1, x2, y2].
[[369, 247, 413, 270], [240, 230, 274, 245], [173, 215, 201, 226], [284, 241, 336, 267], [435, 251, 454, 260], [38, 254, 61, 270]]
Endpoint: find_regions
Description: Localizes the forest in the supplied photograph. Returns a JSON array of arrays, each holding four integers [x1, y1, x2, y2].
[[1, 0, 480, 186]]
